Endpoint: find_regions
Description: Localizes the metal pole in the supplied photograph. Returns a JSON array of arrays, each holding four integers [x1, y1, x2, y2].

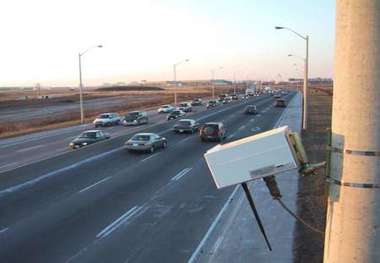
[[78, 53, 84, 124], [303, 36, 309, 130], [211, 70, 215, 99], [173, 64, 177, 105], [324, 1, 380, 262], [241, 183, 272, 251]]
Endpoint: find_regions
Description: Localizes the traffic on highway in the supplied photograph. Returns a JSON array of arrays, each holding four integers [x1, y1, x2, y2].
[[0, 91, 294, 262]]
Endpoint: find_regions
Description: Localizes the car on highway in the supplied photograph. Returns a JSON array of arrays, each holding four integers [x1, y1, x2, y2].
[[231, 94, 239, 100], [273, 94, 282, 99], [191, 98, 203, 106], [69, 130, 110, 149], [207, 100, 219, 108], [244, 105, 258, 115], [167, 110, 186, 120], [173, 119, 201, 133], [178, 102, 192, 112], [199, 122, 226, 142], [275, 99, 287, 107], [158, 105, 175, 113], [122, 111, 148, 126], [124, 133, 167, 153], [93, 113, 121, 127]]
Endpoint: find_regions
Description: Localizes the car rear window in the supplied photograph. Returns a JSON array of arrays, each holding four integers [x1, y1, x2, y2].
[[203, 124, 219, 135], [99, 114, 110, 118], [80, 132, 97, 139], [178, 120, 191, 126], [131, 135, 151, 141]]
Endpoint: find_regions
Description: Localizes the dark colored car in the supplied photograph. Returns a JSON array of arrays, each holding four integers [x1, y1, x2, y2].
[[69, 130, 110, 149], [191, 98, 203, 106], [124, 133, 167, 153], [199, 122, 226, 142], [178, 102, 192, 112], [207, 100, 219, 108], [244, 105, 258, 114], [173, 119, 201, 133], [167, 110, 185, 120], [231, 94, 239, 100], [275, 99, 287, 107], [123, 111, 148, 126]]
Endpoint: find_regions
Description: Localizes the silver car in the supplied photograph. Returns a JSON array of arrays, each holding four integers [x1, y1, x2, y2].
[[124, 133, 167, 153]]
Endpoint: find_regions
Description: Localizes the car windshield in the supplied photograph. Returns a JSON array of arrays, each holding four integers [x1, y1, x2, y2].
[[99, 114, 110, 119], [179, 104, 187, 107], [125, 112, 140, 120], [131, 135, 151, 141], [178, 120, 191, 126], [79, 132, 97, 139], [162, 105, 170, 108]]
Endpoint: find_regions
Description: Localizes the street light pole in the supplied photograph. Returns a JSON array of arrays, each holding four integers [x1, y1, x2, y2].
[[173, 59, 189, 106], [211, 66, 223, 99], [275, 26, 309, 130], [78, 45, 102, 124]]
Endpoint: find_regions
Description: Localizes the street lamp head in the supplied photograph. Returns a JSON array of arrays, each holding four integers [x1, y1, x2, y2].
[[185, 59, 190, 62], [275, 26, 284, 30], [288, 54, 293, 57], [97, 45, 103, 48]]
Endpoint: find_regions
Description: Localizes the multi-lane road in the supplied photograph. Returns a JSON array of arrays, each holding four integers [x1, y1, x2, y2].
[[0, 92, 295, 262]]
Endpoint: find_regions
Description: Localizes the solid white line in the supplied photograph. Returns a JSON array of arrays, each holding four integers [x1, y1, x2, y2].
[[188, 93, 298, 263], [16, 144, 45, 153], [78, 176, 112, 193], [188, 185, 240, 263], [0, 161, 19, 170], [0, 227, 8, 234], [171, 168, 192, 181], [175, 168, 192, 181], [97, 206, 143, 239]]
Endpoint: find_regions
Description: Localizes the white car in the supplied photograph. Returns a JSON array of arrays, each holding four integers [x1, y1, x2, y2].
[[93, 113, 121, 127], [158, 105, 175, 113]]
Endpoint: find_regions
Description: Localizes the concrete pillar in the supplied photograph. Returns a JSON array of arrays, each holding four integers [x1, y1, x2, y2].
[[324, 1, 380, 262]]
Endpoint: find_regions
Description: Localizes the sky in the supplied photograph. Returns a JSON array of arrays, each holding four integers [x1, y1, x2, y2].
[[0, 0, 335, 87]]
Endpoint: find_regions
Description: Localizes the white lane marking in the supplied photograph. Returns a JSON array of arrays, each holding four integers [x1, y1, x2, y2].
[[171, 168, 192, 181], [96, 206, 144, 239], [238, 125, 246, 131], [78, 176, 112, 193], [0, 147, 122, 197], [16, 144, 45, 153], [251, 127, 261, 132], [0, 227, 9, 234], [0, 161, 19, 170], [0, 97, 272, 195], [141, 153, 159, 162], [188, 185, 240, 263], [227, 133, 235, 140]]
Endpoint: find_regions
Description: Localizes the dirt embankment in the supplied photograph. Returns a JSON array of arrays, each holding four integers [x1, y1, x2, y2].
[[293, 88, 332, 262]]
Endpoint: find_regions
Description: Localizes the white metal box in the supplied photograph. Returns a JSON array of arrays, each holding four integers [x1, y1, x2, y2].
[[204, 126, 299, 189]]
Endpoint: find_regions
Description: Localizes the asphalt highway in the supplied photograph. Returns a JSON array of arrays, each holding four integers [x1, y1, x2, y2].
[[0, 93, 295, 262]]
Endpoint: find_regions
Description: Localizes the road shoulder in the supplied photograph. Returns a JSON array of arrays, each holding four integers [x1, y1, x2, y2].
[[190, 92, 302, 263]]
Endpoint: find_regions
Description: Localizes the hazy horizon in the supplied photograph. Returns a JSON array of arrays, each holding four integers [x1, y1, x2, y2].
[[0, 0, 335, 87]]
